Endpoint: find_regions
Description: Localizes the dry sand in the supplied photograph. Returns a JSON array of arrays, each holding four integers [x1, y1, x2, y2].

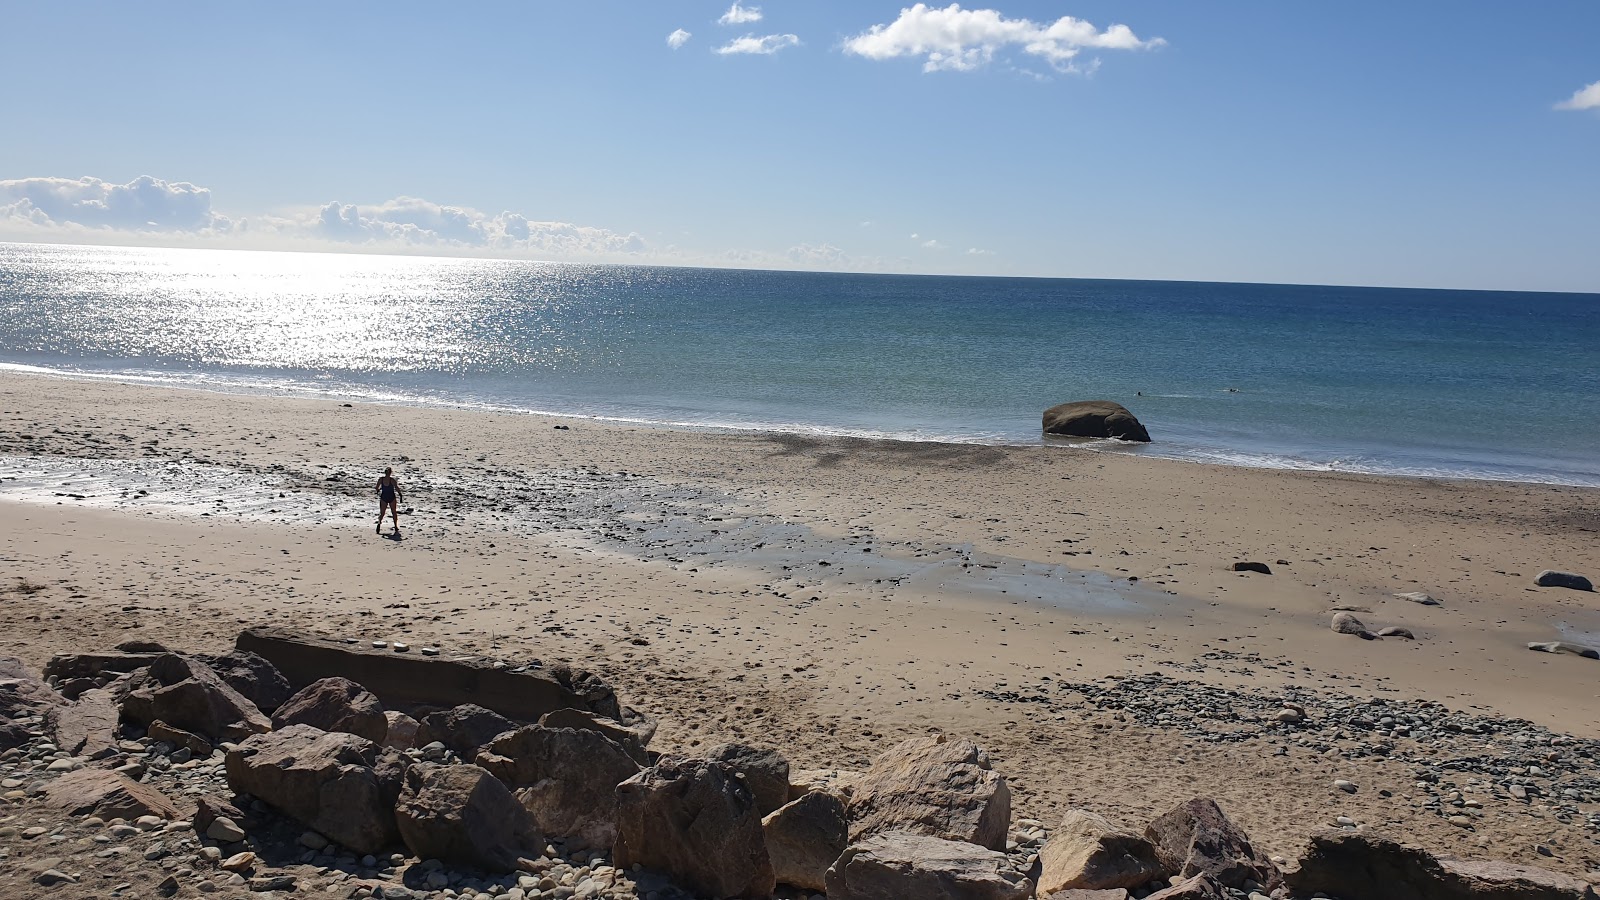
[[3, 372, 1598, 879]]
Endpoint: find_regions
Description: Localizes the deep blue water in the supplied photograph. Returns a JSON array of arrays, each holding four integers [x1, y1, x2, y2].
[[2, 242, 1597, 485]]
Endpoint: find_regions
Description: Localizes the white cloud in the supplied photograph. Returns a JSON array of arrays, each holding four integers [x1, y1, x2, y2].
[[718, 1, 762, 25], [843, 3, 1163, 73], [716, 33, 800, 55], [786, 242, 850, 267], [1555, 80, 1600, 111], [920, 238, 944, 249], [309, 197, 645, 255], [667, 28, 692, 50], [967, 247, 995, 255], [0, 175, 232, 233]]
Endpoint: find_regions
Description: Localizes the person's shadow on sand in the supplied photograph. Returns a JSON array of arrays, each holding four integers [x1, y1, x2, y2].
[[383, 531, 403, 542]]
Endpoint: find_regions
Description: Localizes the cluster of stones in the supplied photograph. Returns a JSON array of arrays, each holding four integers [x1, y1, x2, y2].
[[5, 629, 1599, 900]]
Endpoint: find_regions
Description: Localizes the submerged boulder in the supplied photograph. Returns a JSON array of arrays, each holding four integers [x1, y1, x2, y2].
[[1042, 401, 1151, 443]]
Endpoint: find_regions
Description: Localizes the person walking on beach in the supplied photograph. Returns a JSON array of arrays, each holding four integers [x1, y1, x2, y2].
[[376, 467, 403, 535]]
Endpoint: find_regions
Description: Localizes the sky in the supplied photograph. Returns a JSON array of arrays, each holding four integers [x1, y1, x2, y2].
[[1, 1, 1597, 292]]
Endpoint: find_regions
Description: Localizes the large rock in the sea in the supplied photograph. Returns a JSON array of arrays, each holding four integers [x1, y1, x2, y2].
[[196, 650, 292, 715], [476, 724, 641, 850], [826, 831, 1034, 900], [1042, 401, 1151, 442], [224, 724, 408, 854], [613, 756, 775, 899], [708, 742, 792, 817], [1288, 829, 1599, 900], [1535, 570, 1593, 591], [763, 790, 849, 892], [43, 769, 180, 821], [1144, 798, 1280, 891], [236, 626, 648, 727], [120, 654, 271, 742], [847, 734, 1011, 851], [417, 703, 517, 758], [1038, 809, 1167, 894], [394, 763, 541, 872], [272, 676, 388, 743]]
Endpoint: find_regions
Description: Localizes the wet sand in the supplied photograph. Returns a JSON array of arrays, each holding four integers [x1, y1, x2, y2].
[[2, 371, 1598, 876]]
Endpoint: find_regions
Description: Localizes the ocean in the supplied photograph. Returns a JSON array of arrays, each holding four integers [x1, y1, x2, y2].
[[1, 241, 1597, 486]]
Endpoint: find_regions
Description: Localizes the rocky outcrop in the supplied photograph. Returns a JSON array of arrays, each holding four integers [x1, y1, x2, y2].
[[1535, 571, 1593, 591], [43, 651, 163, 684], [196, 650, 292, 715], [416, 703, 516, 758], [847, 734, 1011, 851], [1042, 401, 1151, 443], [478, 725, 641, 850], [120, 654, 271, 742], [763, 790, 849, 892], [272, 676, 388, 743], [1288, 829, 1598, 900], [1038, 809, 1167, 894], [43, 769, 180, 821], [613, 756, 775, 899], [708, 742, 792, 817], [825, 831, 1034, 900], [224, 723, 408, 854], [394, 763, 542, 872], [1143, 798, 1280, 891]]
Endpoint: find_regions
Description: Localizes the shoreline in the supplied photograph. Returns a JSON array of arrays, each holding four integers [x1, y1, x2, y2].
[[3, 371, 1599, 877]]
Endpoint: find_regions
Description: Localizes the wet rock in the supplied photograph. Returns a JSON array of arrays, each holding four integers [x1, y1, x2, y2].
[[42, 769, 180, 821], [195, 650, 292, 715], [120, 654, 272, 742], [1288, 829, 1599, 900], [707, 742, 792, 816], [383, 711, 421, 750], [272, 676, 388, 743], [479, 725, 641, 850], [847, 734, 1011, 851], [1231, 562, 1271, 575], [46, 687, 120, 758], [1038, 809, 1166, 893], [1144, 798, 1280, 891], [826, 830, 1034, 900], [1535, 571, 1593, 592], [763, 789, 849, 892], [538, 707, 652, 763], [395, 763, 542, 872], [613, 756, 775, 899], [1042, 400, 1151, 443], [224, 723, 408, 854], [416, 703, 515, 758], [1528, 641, 1600, 660]]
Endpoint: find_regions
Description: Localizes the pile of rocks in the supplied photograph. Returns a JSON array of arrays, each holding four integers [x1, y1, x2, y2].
[[5, 629, 1598, 900]]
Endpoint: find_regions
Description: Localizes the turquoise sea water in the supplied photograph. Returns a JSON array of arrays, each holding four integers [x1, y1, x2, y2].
[[1, 242, 1597, 485]]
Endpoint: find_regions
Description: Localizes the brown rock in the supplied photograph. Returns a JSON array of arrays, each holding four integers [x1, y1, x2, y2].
[[43, 769, 180, 820], [1042, 400, 1151, 442], [1331, 611, 1371, 636], [477, 725, 640, 850], [1038, 809, 1167, 893], [272, 676, 387, 743], [383, 711, 421, 750], [43, 651, 162, 683], [224, 723, 408, 854], [395, 763, 542, 872], [847, 734, 1011, 850], [193, 794, 246, 836], [148, 720, 213, 756], [196, 650, 292, 715], [1144, 874, 1228, 899], [538, 707, 651, 763], [1287, 829, 1599, 900], [1144, 798, 1280, 891], [789, 768, 863, 804], [47, 687, 120, 759], [121, 655, 272, 742], [1, 657, 63, 749], [416, 703, 515, 758], [763, 790, 849, 892], [1042, 891, 1129, 900], [826, 831, 1034, 900], [708, 742, 792, 816], [613, 756, 775, 899]]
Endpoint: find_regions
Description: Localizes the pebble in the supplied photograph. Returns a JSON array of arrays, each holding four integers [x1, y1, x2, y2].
[[45, 757, 82, 772], [206, 816, 246, 842], [299, 830, 330, 851], [35, 869, 76, 886], [1334, 779, 1358, 793], [221, 851, 257, 872]]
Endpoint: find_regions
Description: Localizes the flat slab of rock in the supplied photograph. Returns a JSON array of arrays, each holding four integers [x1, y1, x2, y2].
[[237, 626, 641, 726], [47, 687, 119, 759], [1288, 829, 1598, 900], [477, 724, 641, 850], [614, 756, 775, 899], [43, 769, 180, 821], [764, 790, 849, 892], [1535, 570, 1593, 591], [395, 763, 541, 872], [1528, 641, 1599, 660], [847, 734, 1011, 850], [1144, 798, 1280, 891], [826, 831, 1034, 900], [1043, 400, 1151, 442], [43, 651, 163, 683], [224, 723, 407, 855], [273, 676, 388, 743], [1038, 809, 1167, 893]]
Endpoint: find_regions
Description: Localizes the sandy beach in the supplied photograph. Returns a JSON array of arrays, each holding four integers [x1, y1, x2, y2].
[[3, 371, 1599, 884]]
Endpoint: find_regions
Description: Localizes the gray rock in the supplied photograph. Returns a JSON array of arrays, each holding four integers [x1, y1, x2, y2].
[[763, 790, 849, 892], [1377, 626, 1415, 639], [1143, 874, 1228, 899], [826, 831, 1034, 900], [1528, 641, 1599, 660], [1042, 400, 1151, 442], [272, 676, 388, 743], [613, 756, 775, 899], [1394, 591, 1442, 606], [119, 654, 272, 742], [46, 687, 119, 759], [383, 711, 421, 750], [847, 734, 1011, 851], [708, 742, 792, 817], [395, 763, 541, 872], [538, 707, 653, 763], [1038, 809, 1166, 894], [477, 724, 641, 850], [1144, 798, 1280, 892], [1535, 571, 1593, 591], [195, 650, 292, 715]]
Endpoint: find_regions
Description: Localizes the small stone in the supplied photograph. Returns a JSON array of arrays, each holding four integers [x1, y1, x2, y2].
[[46, 757, 83, 771], [372, 641, 388, 650], [207, 816, 247, 843], [1275, 709, 1303, 724], [35, 869, 77, 886], [421, 647, 439, 656], [221, 851, 257, 872], [1448, 815, 1473, 828], [392, 643, 409, 653], [1334, 780, 1357, 794], [300, 830, 330, 851], [135, 814, 166, 831], [22, 826, 49, 838], [197, 880, 219, 893]]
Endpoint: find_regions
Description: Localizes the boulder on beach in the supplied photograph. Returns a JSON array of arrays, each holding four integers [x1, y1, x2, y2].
[[1528, 641, 1600, 660], [1144, 798, 1280, 892], [825, 831, 1034, 900], [763, 789, 850, 892], [1042, 401, 1151, 443], [1038, 809, 1166, 894], [476, 724, 641, 850], [417, 703, 517, 759], [847, 734, 1011, 851], [613, 756, 775, 899], [1288, 829, 1599, 900], [1535, 570, 1594, 592], [272, 676, 388, 744], [395, 763, 542, 872]]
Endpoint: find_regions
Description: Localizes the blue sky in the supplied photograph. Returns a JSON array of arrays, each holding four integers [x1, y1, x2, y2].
[[1, 1, 1597, 291]]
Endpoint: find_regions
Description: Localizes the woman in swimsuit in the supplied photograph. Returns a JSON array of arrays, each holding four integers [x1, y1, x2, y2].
[[376, 467, 402, 535]]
